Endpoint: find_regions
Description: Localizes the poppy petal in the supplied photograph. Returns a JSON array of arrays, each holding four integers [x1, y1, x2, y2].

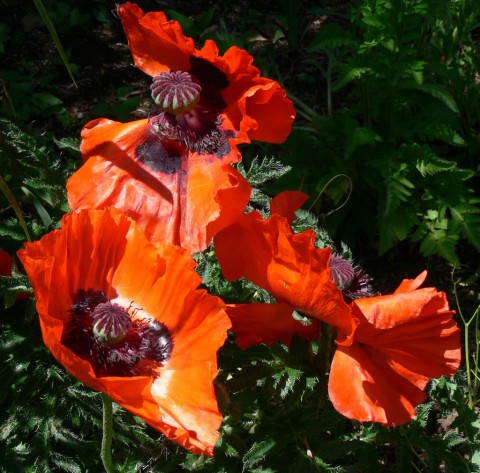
[[226, 303, 320, 349], [393, 270, 428, 294], [18, 208, 230, 455], [118, 2, 192, 76], [118, 4, 295, 146], [67, 118, 250, 254], [236, 80, 296, 143], [215, 212, 352, 334], [353, 285, 454, 330], [352, 289, 461, 378], [329, 342, 428, 425], [270, 190, 309, 223], [151, 363, 223, 456], [329, 273, 461, 425]]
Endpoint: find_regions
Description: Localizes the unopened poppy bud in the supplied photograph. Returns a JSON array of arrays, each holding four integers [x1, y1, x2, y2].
[[151, 71, 202, 115]]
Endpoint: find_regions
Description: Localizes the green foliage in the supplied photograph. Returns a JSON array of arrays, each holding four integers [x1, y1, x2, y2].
[[237, 156, 292, 210], [0, 118, 76, 247], [33, 0, 77, 85], [0, 300, 166, 473], [285, 0, 480, 264], [1, 2, 479, 472], [92, 86, 142, 122]]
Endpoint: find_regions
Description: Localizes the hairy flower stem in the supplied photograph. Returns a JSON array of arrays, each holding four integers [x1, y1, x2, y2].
[[101, 393, 116, 473], [315, 323, 334, 408], [453, 273, 480, 409]]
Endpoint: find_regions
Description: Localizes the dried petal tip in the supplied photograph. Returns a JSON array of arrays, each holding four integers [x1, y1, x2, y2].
[[151, 71, 202, 115], [92, 301, 132, 345]]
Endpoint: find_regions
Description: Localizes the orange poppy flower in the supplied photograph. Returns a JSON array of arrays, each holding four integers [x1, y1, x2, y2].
[[68, 3, 296, 254], [118, 2, 296, 146], [214, 191, 352, 348], [67, 118, 251, 253], [17, 208, 231, 456], [328, 271, 461, 425]]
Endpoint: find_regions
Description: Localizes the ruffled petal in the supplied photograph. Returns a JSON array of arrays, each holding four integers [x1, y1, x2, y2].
[[235, 79, 296, 143], [151, 363, 223, 456], [329, 273, 461, 425], [352, 289, 461, 378], [267, 225, 352, 334], [215, 212, 352, 334], [17, 208, 230, 455], [118, 2, 193, 76], [270, 190, 309, 223], [394, 270, 428, 294], [353, 285, 453, 330], [68, 118, 250, 254], [329, 342, 428, 425], [226, 303, 320, 349]]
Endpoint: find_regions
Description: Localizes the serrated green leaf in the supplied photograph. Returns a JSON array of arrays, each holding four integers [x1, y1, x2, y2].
[[449, 205, 480, 250], [332, 65, 371, 91], [344, 126, 381, 159], [418, 229, 459, 264], [238, 156, 291, 187], [416, 83, 459, 113], [243, 438, 277, 468], [53, 137, 80, 155], [416, 154, 456, 177], [308, 23, 357, 51]]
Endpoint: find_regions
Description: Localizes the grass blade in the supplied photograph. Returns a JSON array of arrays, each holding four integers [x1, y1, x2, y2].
[[32, 0, 77, 87]]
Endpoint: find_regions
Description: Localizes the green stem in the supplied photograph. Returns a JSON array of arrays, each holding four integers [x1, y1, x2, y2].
[[289, 92, 320, 120], [0, 174, 31, 242], [473, 309, 480, 400], [101, 393, 115, 473], [400, 426, 428, 471], [315, 323, 334, 408], [452, 273, 476, 408], [33, 0, 77, 86], [464, 320, 474, 409]]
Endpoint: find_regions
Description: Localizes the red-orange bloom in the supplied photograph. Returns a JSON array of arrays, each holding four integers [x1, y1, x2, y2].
[[328, 271, 461, 425], [67, 3, 296, 254], [118, 2, 296, 146], [18, 208, 231, 456], [214, 192, 352, 348], [67, 118, 250, 253]]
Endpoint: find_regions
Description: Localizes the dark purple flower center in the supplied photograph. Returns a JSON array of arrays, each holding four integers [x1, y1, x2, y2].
[[62, 289, 173, 377], [147, 60, 233, 156]]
